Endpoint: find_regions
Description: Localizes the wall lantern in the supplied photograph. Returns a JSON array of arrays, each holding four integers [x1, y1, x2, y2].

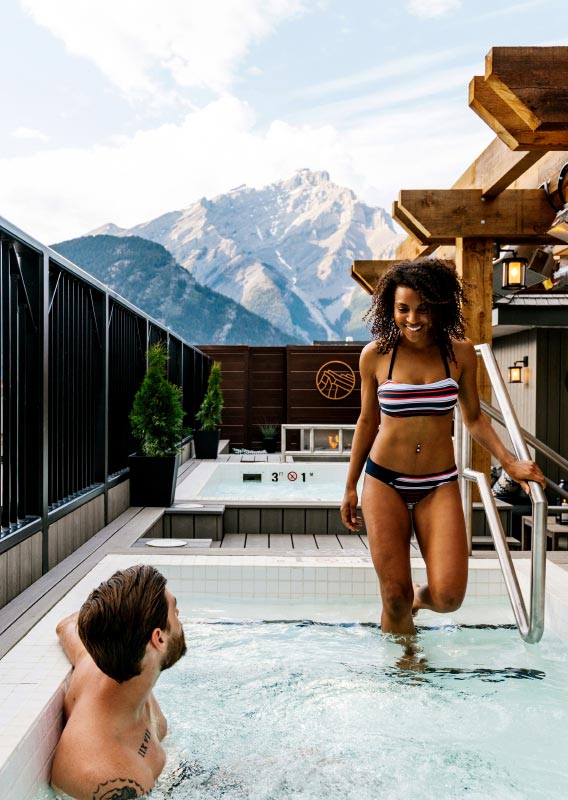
[[502, 254, 528, 290], [508, 357, 528, 384]]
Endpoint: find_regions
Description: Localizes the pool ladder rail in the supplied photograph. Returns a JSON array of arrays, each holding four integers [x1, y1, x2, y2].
[[456, 343, 548, 644]]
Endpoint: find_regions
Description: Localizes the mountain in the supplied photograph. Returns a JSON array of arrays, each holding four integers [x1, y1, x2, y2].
[[50, 235, 300, 345], [87, 222, 126, 236], [87, 169, 404, 342]]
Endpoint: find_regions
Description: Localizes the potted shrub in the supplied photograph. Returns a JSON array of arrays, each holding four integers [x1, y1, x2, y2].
[[259, 422, 279, 453], [194, 361, 223, 459], [128, 342, 184, 506]]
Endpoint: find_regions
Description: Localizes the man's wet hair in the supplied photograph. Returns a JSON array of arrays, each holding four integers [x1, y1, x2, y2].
[[78, 564, 168, 682]]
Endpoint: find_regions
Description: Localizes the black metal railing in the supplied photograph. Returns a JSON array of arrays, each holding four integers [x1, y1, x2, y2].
[[48, 262, 104, 506], [0, 215, 211, 563], [108, 300, 146, 476], [1, 237, 43, 532]]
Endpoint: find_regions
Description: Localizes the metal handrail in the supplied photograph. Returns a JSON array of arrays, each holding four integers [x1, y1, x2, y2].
[[467, 344, 548, 643], [461, 468, 545, 641], [480, 399, 568, 476]]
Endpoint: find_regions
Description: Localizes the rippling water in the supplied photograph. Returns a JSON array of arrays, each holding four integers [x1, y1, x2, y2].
[[148, 617, 568, 800]]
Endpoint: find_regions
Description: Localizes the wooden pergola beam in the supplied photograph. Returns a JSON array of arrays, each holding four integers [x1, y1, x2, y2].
[[392, 200, 454, 246], [468, 48, 568, 150], [486, 47, 568, 131], [452, 137, 544, 197], [394, 138, 548, 258], [469, 77, 534, 151], [350, 260, 395, 294], [397, 189, 559, 243], [394, 48, 568, 260], [469, 79, 568, 150], [351, 248, 458, 296]]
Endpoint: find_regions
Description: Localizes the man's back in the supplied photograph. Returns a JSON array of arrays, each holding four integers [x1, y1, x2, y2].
[[49, 576, 183, 800], [52, 645, 167, 799]]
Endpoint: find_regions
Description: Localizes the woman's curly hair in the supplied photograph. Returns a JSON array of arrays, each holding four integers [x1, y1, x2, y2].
[[364, 258, 468, 364]]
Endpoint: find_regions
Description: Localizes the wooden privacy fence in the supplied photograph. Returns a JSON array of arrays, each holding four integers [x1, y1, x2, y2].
[[199, 345, 363, 449]]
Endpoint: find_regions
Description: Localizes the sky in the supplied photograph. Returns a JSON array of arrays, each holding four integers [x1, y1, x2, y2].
[[0, 0, 566, 244]]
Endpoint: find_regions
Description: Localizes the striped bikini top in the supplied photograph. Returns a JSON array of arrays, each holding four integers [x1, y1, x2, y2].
[[377, 338, 459, 418]]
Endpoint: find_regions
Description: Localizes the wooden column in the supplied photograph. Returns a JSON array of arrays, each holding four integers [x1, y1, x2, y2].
[[455, 238, 494, 481]]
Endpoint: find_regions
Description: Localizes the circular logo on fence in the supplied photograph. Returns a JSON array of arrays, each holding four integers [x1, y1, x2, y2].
[[316, 360, 356, 400], [287, 471, 298, 482]]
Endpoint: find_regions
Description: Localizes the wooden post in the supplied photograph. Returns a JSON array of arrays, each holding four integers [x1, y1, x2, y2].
[[455, 238, 493, 483]]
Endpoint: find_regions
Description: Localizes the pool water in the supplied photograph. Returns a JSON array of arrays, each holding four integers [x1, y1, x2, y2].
[[149, 613, 568, 800], [190, 463, 363, 502]]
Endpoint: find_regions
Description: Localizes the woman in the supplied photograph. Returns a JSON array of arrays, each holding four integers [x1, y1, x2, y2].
[[341, 259, 545, 635]]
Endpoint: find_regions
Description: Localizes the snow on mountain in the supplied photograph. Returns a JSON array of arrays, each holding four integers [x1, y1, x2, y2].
[[51, 235, 298, 346], [88, 169, 403, 342], [86, 222, 126, 236]]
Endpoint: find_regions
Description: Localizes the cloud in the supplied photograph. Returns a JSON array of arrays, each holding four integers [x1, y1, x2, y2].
[[300, 64, 476, 123], [0, 93, 492, 245], [20, 0, 307, 97], [294, 47, 466, 100], [407, 0, 461, 17], [12, 127, 49, 142]]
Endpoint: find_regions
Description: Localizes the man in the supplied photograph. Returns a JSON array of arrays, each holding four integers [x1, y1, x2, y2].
[[51, 564, 187, 800]]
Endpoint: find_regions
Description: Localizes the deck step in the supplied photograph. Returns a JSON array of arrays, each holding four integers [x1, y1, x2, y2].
[[164, 505, 224, 541]]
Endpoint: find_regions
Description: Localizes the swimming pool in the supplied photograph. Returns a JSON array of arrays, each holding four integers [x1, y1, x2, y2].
[[4, 553, 568, 800], [176, 462, 363, 505], [153, 613, 568, 799], [35, 596, 568, 800]]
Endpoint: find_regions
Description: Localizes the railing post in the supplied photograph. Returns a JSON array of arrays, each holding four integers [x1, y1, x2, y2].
[[281, 426, 287, 462], [456, 404, 473, 555], [41, 249, 50, 572], [102, 293, 110, 524]]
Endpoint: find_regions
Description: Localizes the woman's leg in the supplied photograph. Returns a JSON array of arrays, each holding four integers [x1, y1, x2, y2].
[[361, 474, 415, 634], [411, 481, 468, 614]]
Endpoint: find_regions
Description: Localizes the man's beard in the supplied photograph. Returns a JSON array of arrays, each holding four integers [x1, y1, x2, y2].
[[161, 627, 187, 671]]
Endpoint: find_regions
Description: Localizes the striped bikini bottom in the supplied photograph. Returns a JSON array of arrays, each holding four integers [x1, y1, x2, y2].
[[365, 456, 459, 508]]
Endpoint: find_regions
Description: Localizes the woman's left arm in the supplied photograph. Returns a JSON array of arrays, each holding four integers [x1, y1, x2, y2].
[[457, 341, 545, 493]]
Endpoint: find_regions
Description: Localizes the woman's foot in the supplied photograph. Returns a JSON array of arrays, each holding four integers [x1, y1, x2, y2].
[[412, 583, 421, 616], [396, 644, 427, 673]]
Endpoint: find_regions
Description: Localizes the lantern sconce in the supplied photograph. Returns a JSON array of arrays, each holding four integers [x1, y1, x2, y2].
[[501, 253, 528, 290], [508, 356, 528, 384]]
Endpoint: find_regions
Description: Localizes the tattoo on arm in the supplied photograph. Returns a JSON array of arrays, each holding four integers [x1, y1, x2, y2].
[[92, 777, 146, 799], [138, 728, 151, 758]]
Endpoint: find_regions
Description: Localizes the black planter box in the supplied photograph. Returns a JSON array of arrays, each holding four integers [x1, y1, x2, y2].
[[194, 429, 220, 459], [128, 453, 179, 507], [262, 436, 277, 454]]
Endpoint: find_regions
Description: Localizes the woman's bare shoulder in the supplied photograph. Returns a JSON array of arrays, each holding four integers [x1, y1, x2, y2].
[[361, 340, 378, 356], [452, 337, 476, 363], [360, 340, 389, 376]]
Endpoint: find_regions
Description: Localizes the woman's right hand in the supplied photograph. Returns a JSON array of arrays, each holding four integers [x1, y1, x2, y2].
[[341, 488, 363, 531]]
